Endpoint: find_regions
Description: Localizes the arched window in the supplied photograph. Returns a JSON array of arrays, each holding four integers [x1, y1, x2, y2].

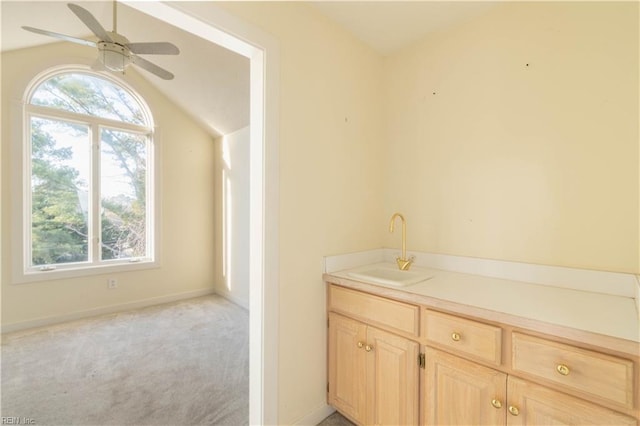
[[20, 68, 157, 279]]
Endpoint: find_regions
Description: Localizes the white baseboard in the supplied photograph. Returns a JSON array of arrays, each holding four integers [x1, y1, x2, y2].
[[213, 287, 249, 310], [1, 288, 216, 334], [293, 403, 335, 426]]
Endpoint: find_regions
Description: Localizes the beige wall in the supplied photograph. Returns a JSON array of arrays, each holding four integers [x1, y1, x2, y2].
[[383, 2, 639, 274], [218, 1, 638, 424], [214, 126, 250, 309], [1, 42, 217, 328], [217, 2, 387, 423]]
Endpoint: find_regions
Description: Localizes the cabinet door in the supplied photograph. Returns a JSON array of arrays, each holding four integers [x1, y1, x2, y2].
[[367, 326, 420, 426], [328, 312, 367, 424], [423, 347, 507, 425], [506, 376, 636, 426]]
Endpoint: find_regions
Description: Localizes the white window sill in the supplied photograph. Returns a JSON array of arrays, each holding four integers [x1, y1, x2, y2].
[[13, 260, 160, 284]]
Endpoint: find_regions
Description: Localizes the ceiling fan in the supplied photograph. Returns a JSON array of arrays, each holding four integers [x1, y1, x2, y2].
[[22, 1, 180, 80]]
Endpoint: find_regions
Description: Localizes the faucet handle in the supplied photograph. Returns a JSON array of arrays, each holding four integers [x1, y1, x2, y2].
[[396, 256, 413, 271]]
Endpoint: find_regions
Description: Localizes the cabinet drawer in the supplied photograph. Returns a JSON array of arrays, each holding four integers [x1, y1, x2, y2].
[[512, 332, 634, 408], [423, 310, 502, 365], [328, 285, 419, 337]]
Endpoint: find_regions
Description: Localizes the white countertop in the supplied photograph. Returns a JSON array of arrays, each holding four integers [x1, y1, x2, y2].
[[326, 262, 640, 344]]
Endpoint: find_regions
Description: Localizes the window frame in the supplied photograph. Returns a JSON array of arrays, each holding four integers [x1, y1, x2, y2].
[[12, 65, 160, 283]]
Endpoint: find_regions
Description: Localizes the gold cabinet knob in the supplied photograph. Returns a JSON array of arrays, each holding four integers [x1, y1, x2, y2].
[[491, 399, 502, 409], [508, 405, 520, 416], [365, 345, 373, 352], [357, 341, 364, 349], [451, 332, 461, 342], [556, 364, 570, 376]]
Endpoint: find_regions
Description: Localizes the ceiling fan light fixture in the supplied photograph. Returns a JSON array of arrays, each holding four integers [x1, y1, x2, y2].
[[23, 3, 178, 80], [98, 41, 131, 72]]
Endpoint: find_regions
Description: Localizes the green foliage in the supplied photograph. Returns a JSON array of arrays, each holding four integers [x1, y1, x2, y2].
[[31, 73, 146, 125], [31, 119, 88, 265], [30, 72, 149, 266]]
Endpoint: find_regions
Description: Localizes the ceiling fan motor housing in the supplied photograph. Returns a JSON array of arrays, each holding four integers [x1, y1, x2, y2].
[[98, 31, 131, 72]]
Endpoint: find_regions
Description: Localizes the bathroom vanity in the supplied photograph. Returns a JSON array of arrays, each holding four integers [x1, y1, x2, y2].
[[324, 260, 639, 425]]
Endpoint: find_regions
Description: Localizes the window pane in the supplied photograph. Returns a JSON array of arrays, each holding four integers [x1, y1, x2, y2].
[[30, 73, 146, 126], [30, 117, 90, 266], [100, 128, 147, 260]]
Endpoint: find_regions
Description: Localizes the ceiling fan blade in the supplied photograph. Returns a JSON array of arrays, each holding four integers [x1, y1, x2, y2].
[[68, 3, 113, 42], [126, 42, 179, 55], [22, 26, 97, 48], [131, 55, 174, 80]]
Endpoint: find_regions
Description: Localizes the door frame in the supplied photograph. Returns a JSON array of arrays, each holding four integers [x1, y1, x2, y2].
[[123, 2, 280, 424]]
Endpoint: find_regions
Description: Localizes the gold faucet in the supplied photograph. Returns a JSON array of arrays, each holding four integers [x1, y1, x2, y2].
[[389, 212, 413, 270]]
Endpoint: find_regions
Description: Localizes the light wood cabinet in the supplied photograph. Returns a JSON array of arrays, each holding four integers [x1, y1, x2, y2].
[[423, 309, 502, 366], [328, 312, 419, 425], [326, 282, 639, 425], [422, 309, 637, 426], [423, 347, 506, 425], [507, 376, 637, 426], [328, 312, 367, 423], [366, 325, 419, 426], [329, 284, 420, 338], [423, 346, 637, 426], [511, 332, 635, 410]]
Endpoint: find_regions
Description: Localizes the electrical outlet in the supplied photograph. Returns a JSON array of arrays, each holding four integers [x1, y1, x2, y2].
[[107, 278, 118, 289]]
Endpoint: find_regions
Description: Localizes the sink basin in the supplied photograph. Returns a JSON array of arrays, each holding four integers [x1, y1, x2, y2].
[[348, 267, 434, 287]]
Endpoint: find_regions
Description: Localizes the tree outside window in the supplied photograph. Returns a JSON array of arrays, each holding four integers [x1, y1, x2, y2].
[[25, 71, 154, 271]]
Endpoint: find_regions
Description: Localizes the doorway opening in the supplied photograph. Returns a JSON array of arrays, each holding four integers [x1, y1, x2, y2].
[[124, 2, 279, 424]]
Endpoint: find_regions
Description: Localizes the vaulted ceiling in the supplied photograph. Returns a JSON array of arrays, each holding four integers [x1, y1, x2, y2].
[[2, 1, 250, 137], [2, 1, 497, 137], [310, 2, 497, 55]]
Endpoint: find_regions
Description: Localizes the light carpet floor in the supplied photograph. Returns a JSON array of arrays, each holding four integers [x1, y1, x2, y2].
[[1, 295, 249, 426], [316, 412, 355, 426]]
